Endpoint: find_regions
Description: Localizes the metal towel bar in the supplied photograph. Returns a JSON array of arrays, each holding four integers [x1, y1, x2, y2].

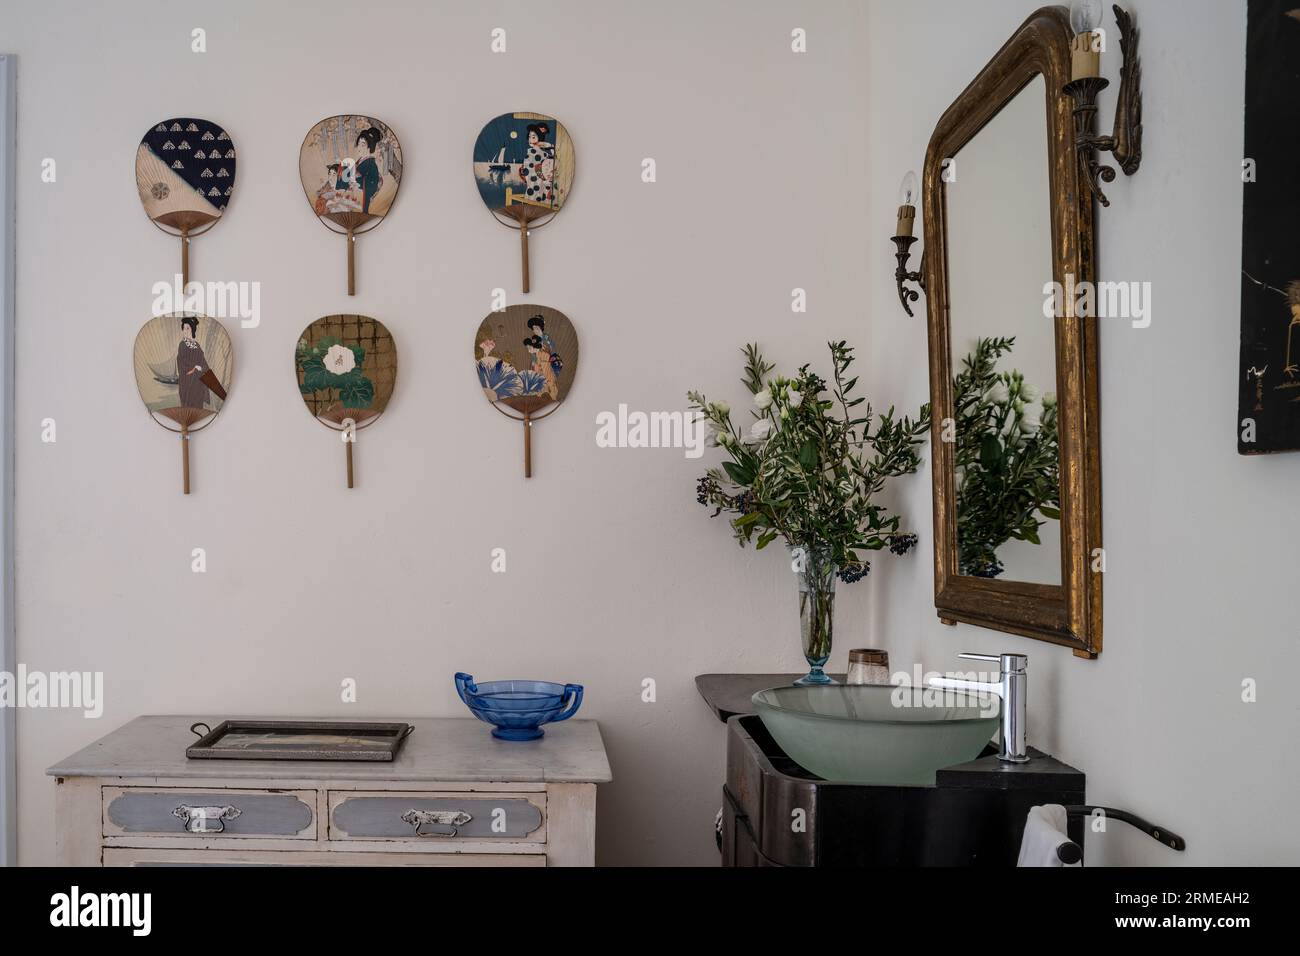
[[1055, 804, 1187, 864]]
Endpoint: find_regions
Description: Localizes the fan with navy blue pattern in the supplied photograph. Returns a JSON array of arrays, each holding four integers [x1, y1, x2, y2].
[[135, 118, 236, 285]]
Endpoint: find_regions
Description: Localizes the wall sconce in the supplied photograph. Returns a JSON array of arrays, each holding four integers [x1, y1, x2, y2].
[[892, 170, 925, 316], [1062, 1, 1142, 207]]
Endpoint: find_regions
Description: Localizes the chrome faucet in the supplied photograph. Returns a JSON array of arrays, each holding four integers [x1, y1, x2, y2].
[[929, 652, 1029, 763]]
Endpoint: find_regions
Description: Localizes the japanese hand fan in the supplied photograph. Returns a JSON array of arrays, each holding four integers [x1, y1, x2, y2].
[[475, 305, 579, 477], [136, 118, 236, 286], [296, 314, 397, 488], [300, 115, 404, 295], [133, 313, 233, 494], [472, 112, 575, 292]]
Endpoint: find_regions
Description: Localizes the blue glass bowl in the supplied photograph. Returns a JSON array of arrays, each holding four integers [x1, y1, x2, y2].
[[455, 673, 583, 741]]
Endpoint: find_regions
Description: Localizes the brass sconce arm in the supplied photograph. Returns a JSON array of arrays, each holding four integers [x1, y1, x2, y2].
[[1062, 4, 1142, 207], [892, 235, 926, 317]]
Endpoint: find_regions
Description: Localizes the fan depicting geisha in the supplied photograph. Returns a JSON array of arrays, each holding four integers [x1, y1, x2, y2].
[[471, 112, 573, 213], [301, 115, 402, 222], [134, 313, 232, 417], [477, 314, 563, 402], [473, 305, 578, 478], [519, 122, 557, 205]]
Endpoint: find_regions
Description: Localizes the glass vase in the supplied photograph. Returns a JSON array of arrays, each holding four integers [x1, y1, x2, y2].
[[959, 543, 1005, 579], [791, 545, 837, 685]]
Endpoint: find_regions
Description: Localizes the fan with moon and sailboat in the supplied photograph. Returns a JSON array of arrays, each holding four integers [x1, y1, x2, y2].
[[472, 112, 575, 293]]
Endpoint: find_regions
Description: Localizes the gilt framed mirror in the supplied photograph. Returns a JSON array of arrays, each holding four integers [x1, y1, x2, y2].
[[922, 6, 1101, 657]]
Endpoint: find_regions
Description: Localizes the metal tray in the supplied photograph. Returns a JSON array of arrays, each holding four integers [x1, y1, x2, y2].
[[186, 720, 414, 762]]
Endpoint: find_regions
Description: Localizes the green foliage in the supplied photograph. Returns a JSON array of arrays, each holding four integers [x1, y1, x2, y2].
[[336, 371, 375, 408], [298, 356, 330, 393], [689, 342, 930, 584], [952, 337, 1060, 577], [295, 336, 375, 409]]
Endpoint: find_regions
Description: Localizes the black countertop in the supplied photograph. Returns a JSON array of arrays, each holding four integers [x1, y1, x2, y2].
[[695, 673, 848, 722]]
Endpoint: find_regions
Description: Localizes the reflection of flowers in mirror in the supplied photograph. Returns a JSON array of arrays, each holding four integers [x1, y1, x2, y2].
[[953, 337, 1061, 578]]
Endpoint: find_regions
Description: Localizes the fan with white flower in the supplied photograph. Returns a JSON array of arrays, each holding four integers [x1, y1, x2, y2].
[[295, 314, 397, 488]]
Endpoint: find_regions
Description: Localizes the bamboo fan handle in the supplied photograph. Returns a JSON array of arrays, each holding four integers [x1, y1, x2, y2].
[[347, 228, 356, 296], [520, 220, 530, 294], [523, 413, 532, 478], [181, 423, 190, 495], [343, 419, 355, 489], [181, 227, 190, 287]]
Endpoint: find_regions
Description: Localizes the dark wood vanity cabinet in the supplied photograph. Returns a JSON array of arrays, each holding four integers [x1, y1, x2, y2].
[[720, 715, 1085, 867]]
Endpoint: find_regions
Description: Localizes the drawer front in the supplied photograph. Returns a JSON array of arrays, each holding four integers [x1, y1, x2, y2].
[[103, 848, 546, 867], [103, 788, 316, 840], [329, 791, 545, 843]]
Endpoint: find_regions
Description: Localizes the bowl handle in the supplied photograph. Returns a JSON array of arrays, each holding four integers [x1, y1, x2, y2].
[[551, 684, 584, 723], [454, 673, 478, 707]]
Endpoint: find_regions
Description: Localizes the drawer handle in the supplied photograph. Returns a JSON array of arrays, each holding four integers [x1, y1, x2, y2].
[[400, 809, 472, 838], [172, 804, 242, 834]]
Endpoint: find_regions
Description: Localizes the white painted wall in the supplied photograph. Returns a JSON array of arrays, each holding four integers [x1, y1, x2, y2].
[[865, 0, 1300, 864], [9, 0, 1295, 867], [6, 0, 877, 865]]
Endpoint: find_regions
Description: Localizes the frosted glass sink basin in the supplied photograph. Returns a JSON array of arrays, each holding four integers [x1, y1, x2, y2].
[[751, 684, 1000, 786]]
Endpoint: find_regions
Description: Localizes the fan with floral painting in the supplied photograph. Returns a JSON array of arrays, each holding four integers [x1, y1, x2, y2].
[[296, 315, 397, 488]]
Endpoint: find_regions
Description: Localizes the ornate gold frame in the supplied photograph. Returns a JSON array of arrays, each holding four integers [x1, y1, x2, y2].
[[922, 6, 1102, 658]]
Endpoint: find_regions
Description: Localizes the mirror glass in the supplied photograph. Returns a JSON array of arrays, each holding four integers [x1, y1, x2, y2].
[[945, 75, 1061, 585]]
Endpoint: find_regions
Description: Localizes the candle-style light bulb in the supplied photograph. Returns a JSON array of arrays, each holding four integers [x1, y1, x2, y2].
[[898, 171, 918, 207], [1069, 0, 1103, 79], [896, 171, 918, 237], [1070, 0, 1103, 34]]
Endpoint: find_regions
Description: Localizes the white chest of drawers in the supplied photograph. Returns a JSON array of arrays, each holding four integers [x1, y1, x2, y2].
[[47, 715, 611, 867]]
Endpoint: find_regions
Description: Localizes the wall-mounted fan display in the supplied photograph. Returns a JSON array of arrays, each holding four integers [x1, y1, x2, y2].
[[135, 118, 236, 285], [300, 115, 403, 295], [295, 314, 397, 488], [133, 312, 233, 494], [474, 304, 578, 477], [472, 112, 574, 293]]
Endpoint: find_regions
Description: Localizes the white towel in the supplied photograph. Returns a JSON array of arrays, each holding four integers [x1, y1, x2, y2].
[[1016, 804, 1079, 867]]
